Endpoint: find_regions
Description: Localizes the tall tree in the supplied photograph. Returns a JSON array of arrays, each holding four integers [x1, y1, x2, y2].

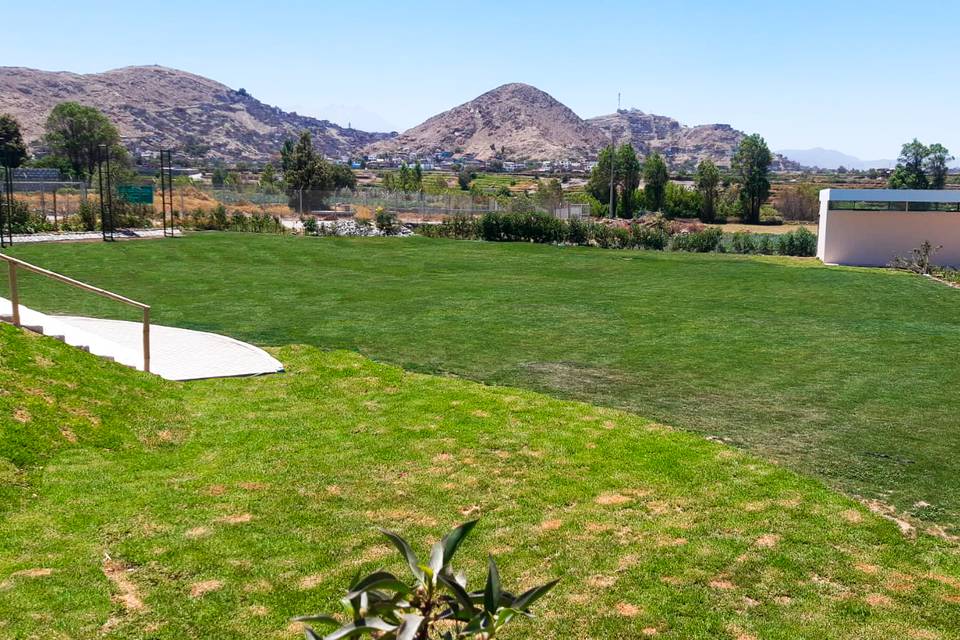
[[587, 144, 642, 217], [617, 144, 641, 216], [43, 102, 121, 181], [283, 131, 356, 210], [586, 145, 617, 216], [925, 143, 954, 189], [888, 139, 930, 189], [642, 152, 669, 213], [732, 134, 772, 224], [0, 114, 28, 167], [694, 158, 720, 222]]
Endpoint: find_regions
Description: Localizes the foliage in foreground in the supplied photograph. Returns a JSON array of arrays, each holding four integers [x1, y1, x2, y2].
[[295, 521, 557, 640]]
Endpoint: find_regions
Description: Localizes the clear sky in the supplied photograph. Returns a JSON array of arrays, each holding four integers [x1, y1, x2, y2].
[[4, 0, 957, 160]]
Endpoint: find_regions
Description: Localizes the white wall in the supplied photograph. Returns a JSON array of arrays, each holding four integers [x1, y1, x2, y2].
[[818, 209, 960, 266]]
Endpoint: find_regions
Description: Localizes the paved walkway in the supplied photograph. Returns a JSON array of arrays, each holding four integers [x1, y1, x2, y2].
[[1, 298, 283, 381], [10, 229, 182, 244]]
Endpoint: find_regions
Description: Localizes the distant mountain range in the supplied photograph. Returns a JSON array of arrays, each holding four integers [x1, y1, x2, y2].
[[0, 65, 795, 169], [368, 83, 798, 170], [777, 148, 896, 170], [0, 65, 392, 161]]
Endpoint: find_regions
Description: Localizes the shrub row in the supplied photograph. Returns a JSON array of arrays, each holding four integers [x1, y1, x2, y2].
[[180, 205, 285, 234], [419, 213, 817, 257]]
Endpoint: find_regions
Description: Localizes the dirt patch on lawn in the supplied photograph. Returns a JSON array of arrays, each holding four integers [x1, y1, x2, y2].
[[521, 361, 633, 395], [102, 558, 145, 612]]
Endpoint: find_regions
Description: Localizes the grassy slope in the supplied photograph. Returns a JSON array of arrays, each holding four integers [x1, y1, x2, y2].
[[1, 324, 960, 639], [5, 234, 960, 535]]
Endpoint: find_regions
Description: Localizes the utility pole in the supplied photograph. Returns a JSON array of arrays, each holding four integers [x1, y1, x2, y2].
[[609, 93, 618, 219]]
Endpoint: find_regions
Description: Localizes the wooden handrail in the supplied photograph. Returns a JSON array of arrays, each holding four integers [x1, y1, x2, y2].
[[0, 253, 151, 373]]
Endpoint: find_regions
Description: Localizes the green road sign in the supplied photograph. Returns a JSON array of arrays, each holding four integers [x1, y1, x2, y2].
[[118, 185, 154, 205]]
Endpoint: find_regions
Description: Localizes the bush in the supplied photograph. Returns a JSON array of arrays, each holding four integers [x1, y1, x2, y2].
[[565, 218, 590, 245], [670, 227, 723, 252], [375, 206, 399, 235], [776, 227, 817, 256], [302, 216, 318, 236], [77, 200, 99, 231], [663, 182, 703, 219], [730, 231, 757, 254], [294, 520, 557, 640], [479, 212, 564, 244], [759, 204, 784, 225], [419, 213, 480, 240], [628, 224, 669, 250]]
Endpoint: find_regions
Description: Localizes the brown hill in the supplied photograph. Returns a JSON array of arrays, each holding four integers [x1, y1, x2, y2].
[[0, 65, 393, 161], [366, 83, 606, 162], [588, 109, 797, 170]]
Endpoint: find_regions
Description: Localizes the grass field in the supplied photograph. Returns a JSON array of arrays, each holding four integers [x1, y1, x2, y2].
[[4, 233, 960, 540], [3, 324, 960, 639]]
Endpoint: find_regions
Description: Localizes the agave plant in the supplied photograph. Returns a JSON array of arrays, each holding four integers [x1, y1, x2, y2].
[[293, 520, 558, 640]]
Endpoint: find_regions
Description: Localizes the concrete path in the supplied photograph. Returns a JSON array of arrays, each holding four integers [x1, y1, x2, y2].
[[1, 297, 283, 381], [11, 229, 182, 244]]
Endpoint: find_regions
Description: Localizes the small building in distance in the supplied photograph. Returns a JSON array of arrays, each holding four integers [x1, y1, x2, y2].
[[817, 189, 960, 266]]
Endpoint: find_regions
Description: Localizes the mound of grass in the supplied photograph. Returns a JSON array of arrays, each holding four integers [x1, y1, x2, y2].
[[6, 234, 960, 536], [1, 327, 959, 638]]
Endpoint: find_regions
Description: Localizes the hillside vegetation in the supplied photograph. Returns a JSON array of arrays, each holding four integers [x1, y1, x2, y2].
[[2, 324, 960, 639]]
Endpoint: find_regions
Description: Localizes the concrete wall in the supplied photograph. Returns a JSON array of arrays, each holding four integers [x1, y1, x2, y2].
[[818, 208, 960, 266]]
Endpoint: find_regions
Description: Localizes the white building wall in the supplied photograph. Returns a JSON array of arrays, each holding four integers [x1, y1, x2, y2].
[[818, 209, 960, 267], [817, 189, 960, 267]]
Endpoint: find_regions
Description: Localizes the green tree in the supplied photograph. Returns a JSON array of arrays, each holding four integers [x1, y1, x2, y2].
[[457, 169, 473, 190], [642, 152, 669, 213], [925, 143, 954, 189], [888, 139, 930, 189], [617, 144, 641, 216], [259, 162, 279, 192], [279, 139, 296, 172], [211, 167, 228, 188], [43, 102, 122, 181], [283, 131, 356, 210], [586, 145, 616, 215], [732, 134, 772, 224], [587, 144, 642, 217], [694, 159, 721, 222], [0, 114, 28, 167], [536, 177, 563, 212]]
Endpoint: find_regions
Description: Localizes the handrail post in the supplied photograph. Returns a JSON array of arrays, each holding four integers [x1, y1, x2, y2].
[[7, 261, 19, 327], [142, 306, 151, 374]]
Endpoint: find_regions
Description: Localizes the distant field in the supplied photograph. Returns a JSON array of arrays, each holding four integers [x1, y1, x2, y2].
[[5, 234, 960, 536], [712, 222, 818, 235]]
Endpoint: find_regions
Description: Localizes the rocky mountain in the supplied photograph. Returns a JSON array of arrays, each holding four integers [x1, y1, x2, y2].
[[0, 65, 394, 161], [370, 85, 792, 169], [367, 83, 606, 162], [588, 110, 749, 169]]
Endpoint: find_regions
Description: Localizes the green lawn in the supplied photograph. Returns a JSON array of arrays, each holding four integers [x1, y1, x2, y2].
[[5, 234, 960, 538], [2, 324, 960, 639]]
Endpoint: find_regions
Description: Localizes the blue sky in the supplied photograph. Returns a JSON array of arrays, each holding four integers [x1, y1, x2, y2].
[[4, 0, 958, 159]]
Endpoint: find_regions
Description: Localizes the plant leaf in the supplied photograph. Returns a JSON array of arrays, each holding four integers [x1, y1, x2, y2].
[[429, 541, 444, 580], [379, 529, 425, 583], [322, 617, 396, 640], [395, 613, 424, 640], [345, 571, 411, 599], [438, 571, 476, 616], [440, 519, 478, 566], [292, 615, 340, 625], [513, 578, 560, 610], [483, 555, 502, 613]]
